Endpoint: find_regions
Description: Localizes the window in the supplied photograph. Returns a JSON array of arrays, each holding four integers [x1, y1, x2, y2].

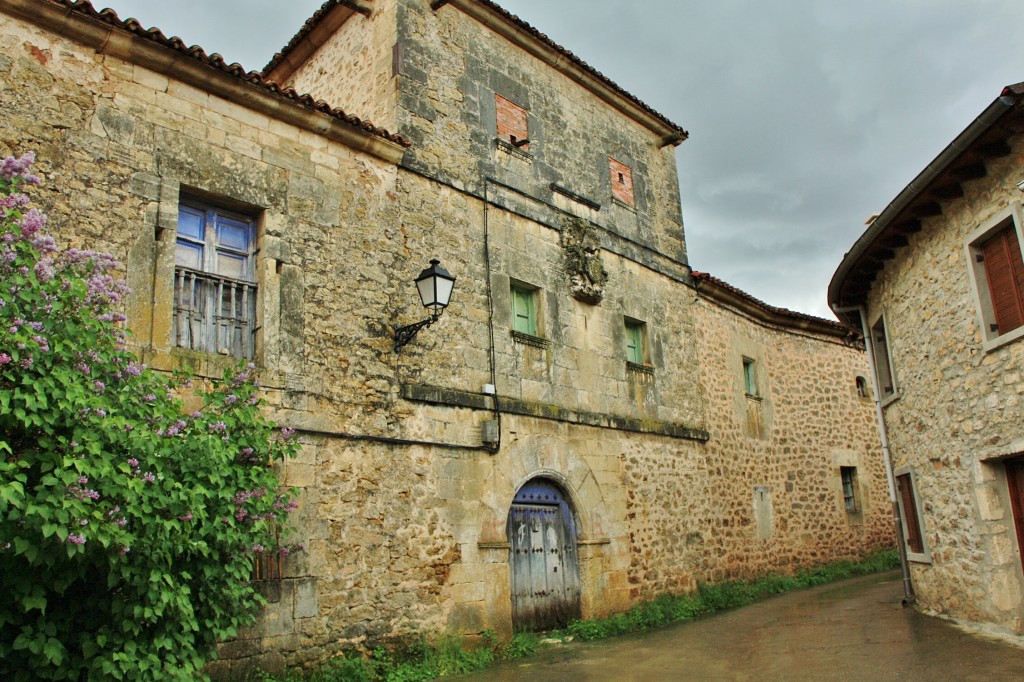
[[609, 157, 635, 207], [840, 467, 859, 512], [967, 211, 1024, 348], [173, 200, 257, 358], [511, 284, 537, 336], [742, 357, 757, 396], [855, 376, 869, 398], [625, 319, 646, 365], [496, 94, 529, 150], [870, 315, 896, 401], [895, 469, 929, 562]]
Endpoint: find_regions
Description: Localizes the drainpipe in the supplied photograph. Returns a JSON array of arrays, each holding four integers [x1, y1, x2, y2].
[[833, 303, 915, 605]]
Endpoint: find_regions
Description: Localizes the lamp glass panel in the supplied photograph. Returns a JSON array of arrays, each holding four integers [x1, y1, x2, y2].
[[417, 276, 437, 308]]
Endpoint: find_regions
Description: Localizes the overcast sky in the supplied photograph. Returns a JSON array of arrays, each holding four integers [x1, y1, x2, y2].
[[97, 0, 1024, 318]]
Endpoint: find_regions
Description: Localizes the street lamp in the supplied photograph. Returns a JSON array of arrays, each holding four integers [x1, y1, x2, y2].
[[394, 259, 456, 353]]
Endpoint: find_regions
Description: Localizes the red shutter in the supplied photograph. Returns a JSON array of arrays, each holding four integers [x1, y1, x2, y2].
[[896, 474, 924, 554], [982, 224, 1024, 335]]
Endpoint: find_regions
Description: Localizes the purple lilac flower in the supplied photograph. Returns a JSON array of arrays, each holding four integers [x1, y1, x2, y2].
[[0, 353, 10, 365], [142, 472, 155, 483], [66, 534, 86, 545]]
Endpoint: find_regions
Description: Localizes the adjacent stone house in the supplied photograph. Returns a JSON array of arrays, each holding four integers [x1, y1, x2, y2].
[[2, 0, 892, 675], [830, 82, 1024, 637]]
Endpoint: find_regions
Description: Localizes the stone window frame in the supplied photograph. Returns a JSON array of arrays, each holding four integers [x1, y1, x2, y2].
[[894, 466, 932, 564], [869, 312, 899, 407], [854, 375, 870, 400], [965, 203, 1024, 353], [840, 466, 860, 513]]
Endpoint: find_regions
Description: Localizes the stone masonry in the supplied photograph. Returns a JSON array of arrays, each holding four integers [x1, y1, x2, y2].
[[1, 1, 894, 677]]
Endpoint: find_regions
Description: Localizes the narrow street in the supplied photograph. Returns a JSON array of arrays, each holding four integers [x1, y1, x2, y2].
[[455, 572, 1024, 681]]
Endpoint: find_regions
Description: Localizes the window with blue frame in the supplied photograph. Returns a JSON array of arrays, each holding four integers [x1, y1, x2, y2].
[[173, 200, 257, 358]]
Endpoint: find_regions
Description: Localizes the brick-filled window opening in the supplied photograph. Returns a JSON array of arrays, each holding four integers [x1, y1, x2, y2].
[[625, 319, 646, 365], [511, 284, 538, 336], [870, 315, 896, 400], [496, 94, 529, 150], [896, 471, 927, 559], [609, 157, 635, 207], [742, 357, 757, 396], [174, 200, 257, 358], [976, 218, 1024, 338], [840, 466, 859, 512]]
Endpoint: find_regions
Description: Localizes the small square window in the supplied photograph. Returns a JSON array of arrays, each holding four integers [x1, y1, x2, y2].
[[742, 357, 757, 396], [967, 209, 1024, 349], [609, 157, 635, 207], [174, 200, 258, 359], [511, 284, 538, 336], [625, 319, 646, 365], [496, 94, 529, 150], [840, 466, 859, 512]]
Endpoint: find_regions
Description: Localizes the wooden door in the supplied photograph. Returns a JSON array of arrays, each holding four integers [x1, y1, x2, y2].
[[1006, 458, 1024, 574], [507, 480, 581, 631]]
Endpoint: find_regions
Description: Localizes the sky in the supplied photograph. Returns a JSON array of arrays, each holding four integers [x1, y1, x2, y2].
[[95, 0, 1024, 319]]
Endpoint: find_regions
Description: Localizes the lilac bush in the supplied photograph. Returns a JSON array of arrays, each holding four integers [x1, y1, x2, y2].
[[0, 153, 300, 681]]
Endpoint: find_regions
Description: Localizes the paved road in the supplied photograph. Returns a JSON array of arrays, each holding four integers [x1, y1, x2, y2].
[[454, 572, 1024, 681]]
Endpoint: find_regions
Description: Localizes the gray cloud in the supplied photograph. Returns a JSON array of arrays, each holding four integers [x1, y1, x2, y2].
[[99, 0, 1024, 318]]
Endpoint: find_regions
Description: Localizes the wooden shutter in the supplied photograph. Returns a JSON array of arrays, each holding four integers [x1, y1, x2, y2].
[[512, 287, 535, 335], [981, 223, 1024, 335], [896, 474, 924, 554]]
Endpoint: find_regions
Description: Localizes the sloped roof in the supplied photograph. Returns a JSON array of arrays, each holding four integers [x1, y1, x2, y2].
[[828, 81, 1024, 328], [692, 271, 853, 340], [25, 0, 409, 148], [263, 0, 688, 143]]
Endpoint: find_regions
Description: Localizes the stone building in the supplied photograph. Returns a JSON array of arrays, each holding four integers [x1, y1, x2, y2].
[[829, 82, 1024, 637], [2, 0, 892, 675]]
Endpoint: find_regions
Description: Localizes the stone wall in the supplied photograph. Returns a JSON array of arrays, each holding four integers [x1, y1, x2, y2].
[[862, 129, 1024, 635], [693, 296, 893, 583], [273, 2, 400, 132], [389, 0, 688, 265]]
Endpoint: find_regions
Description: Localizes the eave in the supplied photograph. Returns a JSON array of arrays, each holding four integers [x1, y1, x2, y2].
[[828, 82, 1024, 329], [5, 0, 408, 164]]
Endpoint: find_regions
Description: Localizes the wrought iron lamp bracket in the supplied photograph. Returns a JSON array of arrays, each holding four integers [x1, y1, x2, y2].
[[393, 313, 440, 353]]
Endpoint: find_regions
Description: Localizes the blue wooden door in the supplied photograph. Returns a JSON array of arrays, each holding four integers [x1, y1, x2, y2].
[[507, 480, 581, 631]]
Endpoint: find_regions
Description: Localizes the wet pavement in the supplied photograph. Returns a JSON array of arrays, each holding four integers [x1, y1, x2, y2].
[[453, 572, 1024, 681]]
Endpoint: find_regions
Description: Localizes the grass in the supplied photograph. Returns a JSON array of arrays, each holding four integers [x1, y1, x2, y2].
[[249, 549, 898, 681]]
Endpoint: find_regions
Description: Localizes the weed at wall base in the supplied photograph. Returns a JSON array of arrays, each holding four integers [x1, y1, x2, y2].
[[250, 550, 898, 681]]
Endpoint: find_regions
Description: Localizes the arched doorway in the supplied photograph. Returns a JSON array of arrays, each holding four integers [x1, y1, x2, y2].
[[507, 478, 582, 631]]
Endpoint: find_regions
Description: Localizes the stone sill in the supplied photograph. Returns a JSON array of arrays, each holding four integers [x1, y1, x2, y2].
[[495, 138, 533, 161], [511, 330, 551, 349], [611, 197, 637, 212], [627, 361, 655, 375]]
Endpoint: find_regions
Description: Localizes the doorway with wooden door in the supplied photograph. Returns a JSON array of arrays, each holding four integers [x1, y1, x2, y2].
[[507, 478, 582, 631]]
